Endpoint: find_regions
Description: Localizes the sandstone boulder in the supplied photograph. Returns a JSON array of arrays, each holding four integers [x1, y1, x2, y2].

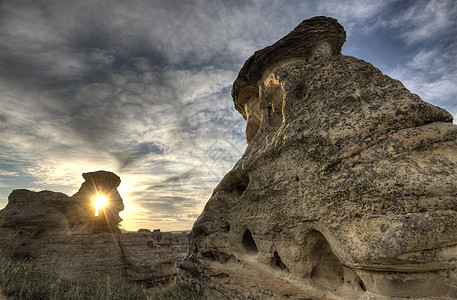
[[0, 189, 74, 235], [178, 16, 457, 299], [0, 171, 125, 235], [120, 232, 177, 285], [137, 228, 152, 234]]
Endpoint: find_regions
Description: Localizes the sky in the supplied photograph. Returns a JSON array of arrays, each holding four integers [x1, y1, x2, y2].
[[0, 0, 456, 231]]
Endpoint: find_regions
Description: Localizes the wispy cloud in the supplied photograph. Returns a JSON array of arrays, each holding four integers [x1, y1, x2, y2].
[[1, 0, 456, 230], [378, 0, 457, 122], [388, 0, 457, 44], [316, 0, 387, 24]]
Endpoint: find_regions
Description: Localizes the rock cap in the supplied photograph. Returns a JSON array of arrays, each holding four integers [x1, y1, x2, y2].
[[232, 16, 346, 119]]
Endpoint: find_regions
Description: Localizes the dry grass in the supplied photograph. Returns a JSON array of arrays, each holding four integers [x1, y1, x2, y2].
[[0, 251, 200, 300]]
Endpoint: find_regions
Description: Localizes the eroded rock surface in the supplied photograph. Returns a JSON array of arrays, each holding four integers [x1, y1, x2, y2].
[[0, 189, 74, 235], [178, 16, 457, 299], [0, 171, 178, 286]]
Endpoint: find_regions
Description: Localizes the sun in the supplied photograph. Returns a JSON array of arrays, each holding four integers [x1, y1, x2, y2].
[[94, 192, 107, 216]]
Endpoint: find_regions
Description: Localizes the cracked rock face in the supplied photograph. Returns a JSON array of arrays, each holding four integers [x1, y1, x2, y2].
[[178, 16, 457, 299]]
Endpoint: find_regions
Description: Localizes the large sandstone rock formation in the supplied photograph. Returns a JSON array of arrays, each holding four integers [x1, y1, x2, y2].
[[178, 16, 457, 299], [0, 171, 177, 286]]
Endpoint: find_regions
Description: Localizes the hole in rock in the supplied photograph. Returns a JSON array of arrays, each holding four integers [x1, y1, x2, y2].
[[308, 230, 344, 290], [242, 229, 259, 256], [201, 251, 216, 261], [220, 168, 249, 197], [234, 179, 249, 196], [266, 104, 283, 128], [342, 265, 367, 293], [273, 251, 289, 272], [246, 112, 261, 144], [192, 224, 209, 237], [260, 79, 285, 129], [224, 224, 231, 232]]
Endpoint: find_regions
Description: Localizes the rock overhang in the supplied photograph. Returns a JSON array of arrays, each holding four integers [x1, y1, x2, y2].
[[232, 16, 346, 144]]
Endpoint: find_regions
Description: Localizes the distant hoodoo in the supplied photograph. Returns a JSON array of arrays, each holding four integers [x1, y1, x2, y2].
[[71, 170, 125, 233], [178, 16, 457, 299]]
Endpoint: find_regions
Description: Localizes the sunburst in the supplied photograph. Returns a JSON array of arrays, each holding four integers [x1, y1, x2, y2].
[[94, 192, 107, 216]]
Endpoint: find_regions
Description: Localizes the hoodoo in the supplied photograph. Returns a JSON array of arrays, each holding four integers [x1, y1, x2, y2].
[[71, 170, 125, 233], [178, 16, 457, 299]]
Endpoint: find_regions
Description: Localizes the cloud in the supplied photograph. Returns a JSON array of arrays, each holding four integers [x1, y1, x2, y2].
[[388, 0, 457, 44], [316, 0, 387, 23], [0, 170, 19, 177], [1, 0, 456, 231], [382, 1, 457, 121]]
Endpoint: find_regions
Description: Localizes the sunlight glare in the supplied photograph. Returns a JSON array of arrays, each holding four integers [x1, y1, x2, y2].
[[94, 192, 107, 216]]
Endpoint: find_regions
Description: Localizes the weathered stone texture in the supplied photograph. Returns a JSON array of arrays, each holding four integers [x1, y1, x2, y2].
[[0, 189, 74, 234], [0, 231, 177, 285], [178, 16, 457, 299]]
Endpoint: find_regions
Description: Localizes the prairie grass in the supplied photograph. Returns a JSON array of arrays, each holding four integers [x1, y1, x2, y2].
[[0, 251, 200, 300]]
